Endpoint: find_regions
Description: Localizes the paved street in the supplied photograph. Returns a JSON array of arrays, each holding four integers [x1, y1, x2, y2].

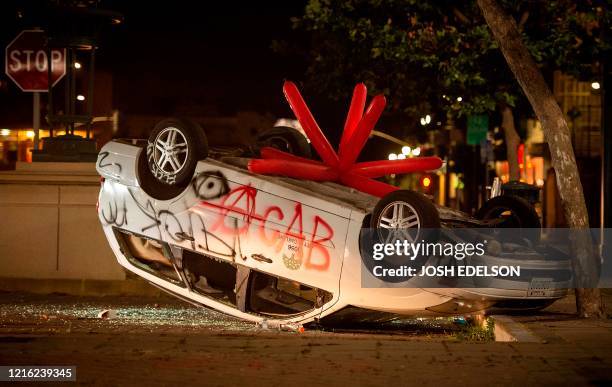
[[1, 292, 612, 386]]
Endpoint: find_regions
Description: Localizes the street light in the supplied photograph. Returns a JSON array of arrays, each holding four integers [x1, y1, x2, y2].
[[591, 82, 601, 90], [76, 94, 85, 101], [425, 114, 431, 124], [456, 96, 463, 102], [0, 129, 9, 136], [74, 62, 82, 69], [26, 130, 35, 138], [401, 146, 411, 155]]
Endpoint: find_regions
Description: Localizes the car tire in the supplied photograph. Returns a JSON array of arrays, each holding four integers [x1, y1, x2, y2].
[[475, 194, 541, 244], [370, 189, 441, 236], [257, 126, 311, 159], [361, 190, 440, 283], [138, 117, 208, 200]]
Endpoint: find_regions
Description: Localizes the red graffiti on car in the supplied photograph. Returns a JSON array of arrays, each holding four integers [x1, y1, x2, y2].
[[195, 184, 334, 271]]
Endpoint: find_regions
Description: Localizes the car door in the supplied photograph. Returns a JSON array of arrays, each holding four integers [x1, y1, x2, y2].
[[167, 161, 350, 298], [164, 168, 240, 261], [230, 183, 348, 296]]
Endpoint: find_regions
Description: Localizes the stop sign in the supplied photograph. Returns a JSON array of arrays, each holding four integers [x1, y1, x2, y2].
[[5, 30, 66, 92]]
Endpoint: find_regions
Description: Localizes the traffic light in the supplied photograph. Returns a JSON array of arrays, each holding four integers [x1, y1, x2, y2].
[[420, 174, 435, 193], [422, 176, 432, 188]]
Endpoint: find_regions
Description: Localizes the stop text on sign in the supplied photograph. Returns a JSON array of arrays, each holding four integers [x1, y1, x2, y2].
[[7, 49, 64, 73]]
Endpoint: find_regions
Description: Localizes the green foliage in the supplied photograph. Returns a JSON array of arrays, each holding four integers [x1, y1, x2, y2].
[[287, 0, 611, 124], [455, 317, 495, 341]]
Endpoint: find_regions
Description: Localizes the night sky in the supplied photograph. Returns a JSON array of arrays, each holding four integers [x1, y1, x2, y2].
[[0, 0, 310, 124], [101, 0, 308, 116]]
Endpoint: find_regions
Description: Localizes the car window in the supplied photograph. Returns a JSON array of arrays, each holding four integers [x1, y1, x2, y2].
[[181, 249, 237, 307], [115, 230, 184, 287], [248, 270, 332, 316]]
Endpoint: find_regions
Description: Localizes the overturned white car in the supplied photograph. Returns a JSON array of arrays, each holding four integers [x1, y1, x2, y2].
[[96, 116, 569, 326]]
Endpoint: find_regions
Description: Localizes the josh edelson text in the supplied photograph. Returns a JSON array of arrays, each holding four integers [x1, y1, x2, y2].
[[371, 239, 521, 278]]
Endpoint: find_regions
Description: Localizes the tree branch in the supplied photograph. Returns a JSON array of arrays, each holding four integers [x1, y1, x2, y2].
[[452, 8, 471, 25], [518, 10, 529, 31]]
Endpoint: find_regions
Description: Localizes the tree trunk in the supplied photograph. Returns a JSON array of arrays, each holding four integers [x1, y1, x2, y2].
[[501, 105, 521, 181], [477, 0, 603, 318]]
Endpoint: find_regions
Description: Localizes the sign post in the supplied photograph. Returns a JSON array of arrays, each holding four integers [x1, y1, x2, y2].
[[33, 91, 40, 149], [4, 30, 66, 150]]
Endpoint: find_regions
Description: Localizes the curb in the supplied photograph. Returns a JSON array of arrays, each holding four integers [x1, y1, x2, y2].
[[490, 315, 542, 342], [0, 277, 167, 297]]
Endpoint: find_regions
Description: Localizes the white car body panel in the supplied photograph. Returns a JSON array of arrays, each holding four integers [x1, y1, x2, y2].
[[97, 141, 141, 186]]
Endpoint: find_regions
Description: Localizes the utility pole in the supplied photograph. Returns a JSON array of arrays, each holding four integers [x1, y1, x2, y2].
[[603, 46, 612, 230]]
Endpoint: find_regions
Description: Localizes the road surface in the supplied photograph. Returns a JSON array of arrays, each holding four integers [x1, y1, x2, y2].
[[1, 292, 611, 386]]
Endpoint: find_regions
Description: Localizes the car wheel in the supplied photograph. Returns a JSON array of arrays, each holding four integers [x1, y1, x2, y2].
[[257, 126, 311, 158], [370, 189, 440, 242], [361, 190, 440, 283], [138, 118, 208, 200], [476, 194, 541, 243]]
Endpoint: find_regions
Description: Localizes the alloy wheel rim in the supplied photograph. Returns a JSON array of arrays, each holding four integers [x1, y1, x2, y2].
[[153, 127, 189, 176], [378, 201, 421, 242]]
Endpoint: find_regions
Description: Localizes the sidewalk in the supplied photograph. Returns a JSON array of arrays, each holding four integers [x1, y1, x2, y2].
[[1, 291, 611, 386]]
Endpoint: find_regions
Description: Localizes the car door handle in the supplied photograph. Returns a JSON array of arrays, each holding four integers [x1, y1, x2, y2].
[[251, 254, 273, 263], [175, 231, 194, 241]]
